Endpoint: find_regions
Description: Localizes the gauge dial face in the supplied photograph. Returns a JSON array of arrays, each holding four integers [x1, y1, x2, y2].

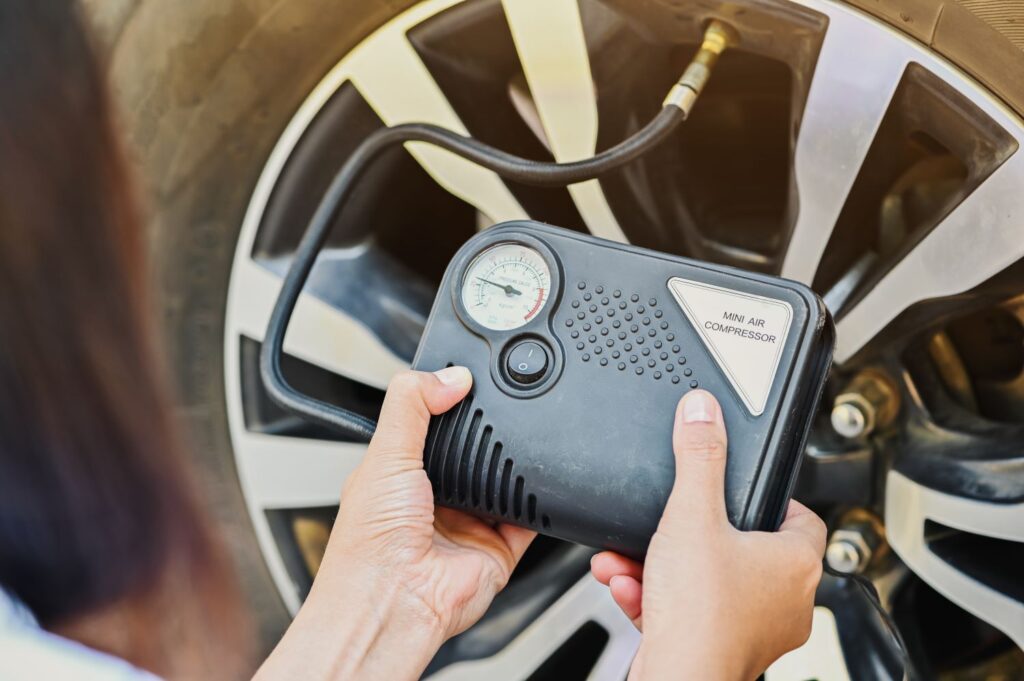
[[461, 243, 551, 331]]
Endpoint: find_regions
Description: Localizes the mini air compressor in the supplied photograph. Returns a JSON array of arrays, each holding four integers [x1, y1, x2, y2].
[[259, 20, 835, 558], [410, 221, 833, 557]]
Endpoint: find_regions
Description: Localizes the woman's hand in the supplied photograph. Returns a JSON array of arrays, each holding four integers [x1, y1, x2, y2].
[[256, 367, 535, 681], [591, 390, 826, 681], [328, 367, 535, 636]]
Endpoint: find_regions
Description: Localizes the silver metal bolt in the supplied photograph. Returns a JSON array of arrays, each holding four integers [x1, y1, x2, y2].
[[830, 369, 899, 440], [831, 400, 870, 439], [825, 536, 867, 574], [825, 518, 884, 575]]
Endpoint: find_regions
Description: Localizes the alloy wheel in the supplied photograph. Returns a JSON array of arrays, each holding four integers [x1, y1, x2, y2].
[[223, 0, 1024, 677]]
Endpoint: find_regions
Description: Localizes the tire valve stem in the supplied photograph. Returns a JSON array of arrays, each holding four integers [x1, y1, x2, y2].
[[664, 20, 738, 117]]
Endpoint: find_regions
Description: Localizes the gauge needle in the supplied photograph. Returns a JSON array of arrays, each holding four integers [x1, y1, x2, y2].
[[477, 277, 522, 296]]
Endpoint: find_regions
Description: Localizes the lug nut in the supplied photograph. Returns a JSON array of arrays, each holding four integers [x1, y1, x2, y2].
[[831, 401, 869, 439], [825, 537, 866, 574], [830, 369, 899, 439], [825, 510, 887, 575]]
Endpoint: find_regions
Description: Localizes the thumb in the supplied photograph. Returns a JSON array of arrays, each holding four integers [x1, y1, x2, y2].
[[665, 390, 729, 529], [369, 367, 473, 463]]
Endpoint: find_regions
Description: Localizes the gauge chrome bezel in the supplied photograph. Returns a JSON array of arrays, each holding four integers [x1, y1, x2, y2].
[[449, 228, 565, 397], [459, 242, 553, 332]]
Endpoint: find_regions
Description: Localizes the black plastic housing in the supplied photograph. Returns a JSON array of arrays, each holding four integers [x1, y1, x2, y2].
[[413, 221, 834, 559]]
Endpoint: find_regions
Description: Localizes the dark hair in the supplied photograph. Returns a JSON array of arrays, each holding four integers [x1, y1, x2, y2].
[[0, 1, 244, 675]]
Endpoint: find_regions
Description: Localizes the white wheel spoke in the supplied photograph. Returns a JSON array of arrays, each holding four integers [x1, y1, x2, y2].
[[780, 11, 908, 284], [236, 433, 366, 510], [502, 0, 626, 242], [766, 608, 851, 681], [886, 471, 1024, 649], [585, 622, 639, 680], [835, 152, 1024, 361], [428, 577, 639, 680], [344, 2, 526, 224], [228, 259, 406, 390]]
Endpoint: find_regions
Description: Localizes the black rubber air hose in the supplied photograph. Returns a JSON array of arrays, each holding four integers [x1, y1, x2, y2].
[[259, 106, 685, 440]]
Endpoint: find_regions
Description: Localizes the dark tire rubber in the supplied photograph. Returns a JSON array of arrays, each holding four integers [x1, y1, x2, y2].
[[91, 0, 1024, 670]]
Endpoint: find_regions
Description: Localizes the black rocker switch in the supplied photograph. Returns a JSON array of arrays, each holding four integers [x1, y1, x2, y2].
[[506, 340, 549, 385]]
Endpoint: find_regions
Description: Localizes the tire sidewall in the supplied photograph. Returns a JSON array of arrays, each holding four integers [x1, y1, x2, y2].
[[106, 0, 421, 652]]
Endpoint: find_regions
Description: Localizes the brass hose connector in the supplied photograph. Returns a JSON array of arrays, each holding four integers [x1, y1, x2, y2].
[[663, 20, 738, 116]]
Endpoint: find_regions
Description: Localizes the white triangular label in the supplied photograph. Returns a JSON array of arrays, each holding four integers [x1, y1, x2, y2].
[[667, 277, 793, 416]]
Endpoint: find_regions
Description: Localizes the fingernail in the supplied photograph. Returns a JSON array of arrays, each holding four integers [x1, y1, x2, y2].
[[681, 390, 717, 423], [434, 366, 471, 387]]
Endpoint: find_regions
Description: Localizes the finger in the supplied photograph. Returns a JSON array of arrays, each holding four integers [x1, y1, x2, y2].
[[435, 505, 488, 532], [591, 552, 643, 586], [433, 510, 536, 580], [778, 502, 827, 556], [370, 368, 473, 462], [667, 390, 729, 527], [783, 498, 816, 521], [609, 575, 643, 627], [496, 523, 537, 564]]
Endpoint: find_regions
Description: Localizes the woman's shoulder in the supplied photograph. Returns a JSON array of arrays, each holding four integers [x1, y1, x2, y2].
[[0, 590, 161, 681]]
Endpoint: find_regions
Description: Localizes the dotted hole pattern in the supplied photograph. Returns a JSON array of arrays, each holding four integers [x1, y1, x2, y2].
[[563, 281, 698, 388]]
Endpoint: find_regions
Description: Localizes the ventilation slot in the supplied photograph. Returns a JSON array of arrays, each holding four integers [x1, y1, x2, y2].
[[434, 405, 460, 486], [426, 408, 546, 527], [499, 459, 513, 516], [441, 399, 473, 501], [423, 407, 449, 482], [513, 476, 525, 519], [457, 410, 482, 503], [471, 426, 492, 508], [486, 443, 502, 511], [424, 392, 474, 501]]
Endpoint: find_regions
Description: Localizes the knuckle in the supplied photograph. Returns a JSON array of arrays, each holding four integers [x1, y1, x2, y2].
[[779, 605, 815, 654], [810, 510, 827, 531], [491, 564, 511, 592], [797, 543, 824, 579], [808, 514, 828, 546], [793, 613, 814, 648], [370, 437, 410, 459], [375, 417, 427, 449], [680, 431, 726, 461], [808, 555, 823, 584], [387, 370, 421, 395]]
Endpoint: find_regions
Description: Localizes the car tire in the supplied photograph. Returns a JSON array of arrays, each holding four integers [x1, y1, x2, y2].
[[90, 0, 1024, 672]]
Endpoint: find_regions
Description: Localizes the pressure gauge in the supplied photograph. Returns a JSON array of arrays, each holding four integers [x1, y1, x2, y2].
[[461, 243, 551, 331]]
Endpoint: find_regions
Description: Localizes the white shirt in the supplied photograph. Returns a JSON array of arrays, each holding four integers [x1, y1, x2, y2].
[[0, 590, 160, 681]]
